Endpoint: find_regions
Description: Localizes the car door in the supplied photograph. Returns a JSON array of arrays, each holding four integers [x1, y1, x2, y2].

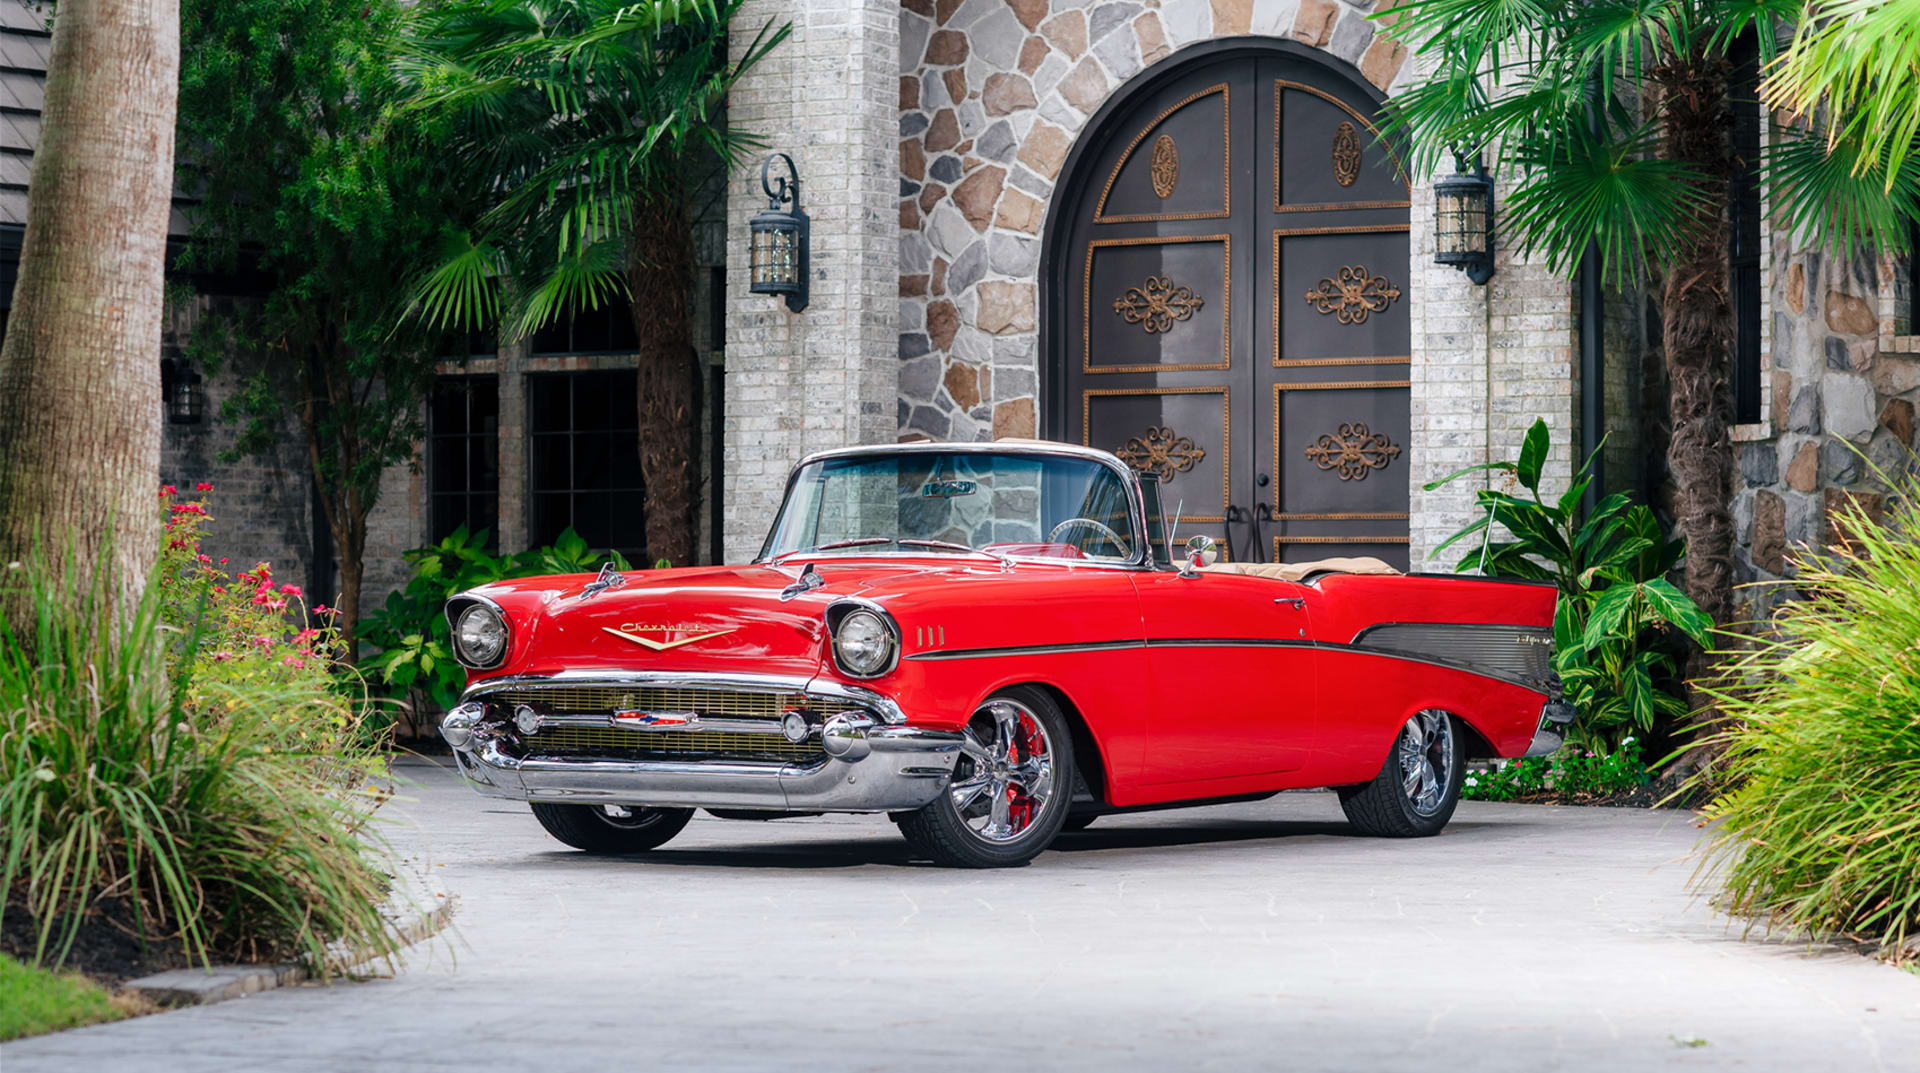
[[1130, 570, 1318, 785]]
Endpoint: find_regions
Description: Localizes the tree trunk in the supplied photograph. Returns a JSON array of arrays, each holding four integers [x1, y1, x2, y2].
[[0, 0, 180, 626], [1658, 53, 1736, 684], [628, 194, 700, 568], [300, 338, 370, 663]]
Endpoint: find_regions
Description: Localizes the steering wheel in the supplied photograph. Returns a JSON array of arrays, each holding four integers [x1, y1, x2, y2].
[[1047, 517, 1132, 559]]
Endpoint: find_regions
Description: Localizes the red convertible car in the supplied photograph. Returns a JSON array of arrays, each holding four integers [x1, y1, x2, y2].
[[440, 440, 1568, 867]]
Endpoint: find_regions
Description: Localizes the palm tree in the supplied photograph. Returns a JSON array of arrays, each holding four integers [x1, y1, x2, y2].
[[1376, 0, 1919, 635], [1766, 0, 1920, 199], [0, 0, 180, 625], [401, 0, 790, 567]]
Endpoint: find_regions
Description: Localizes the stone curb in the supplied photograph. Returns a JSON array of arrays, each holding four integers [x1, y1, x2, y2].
[[124, 864, 455, 1008]]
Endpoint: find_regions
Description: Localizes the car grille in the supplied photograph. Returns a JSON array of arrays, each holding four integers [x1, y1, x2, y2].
[[489, 684, 856, 764], [525, 726, 822, 763], [491, 685, 864, 721]]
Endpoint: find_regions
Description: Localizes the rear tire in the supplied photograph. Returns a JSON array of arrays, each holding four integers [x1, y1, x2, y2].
[[898, 686, 1073, 867], [1339, 710, 1464, 837], [531, 802, 694, 854]]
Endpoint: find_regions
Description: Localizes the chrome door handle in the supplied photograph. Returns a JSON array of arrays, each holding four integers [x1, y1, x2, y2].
[[1274, 597, 1305, 609]]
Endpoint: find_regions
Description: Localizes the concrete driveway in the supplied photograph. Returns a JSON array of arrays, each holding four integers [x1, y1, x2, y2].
[[6, 757, 1918, 1072]]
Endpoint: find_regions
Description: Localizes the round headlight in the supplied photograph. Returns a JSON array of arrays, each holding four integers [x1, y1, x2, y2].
[[454, 603, 508, 667], [834, 609, 894, 676]]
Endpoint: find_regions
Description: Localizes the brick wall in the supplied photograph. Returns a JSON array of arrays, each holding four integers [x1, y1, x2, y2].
[[722, 0, 901, 562]]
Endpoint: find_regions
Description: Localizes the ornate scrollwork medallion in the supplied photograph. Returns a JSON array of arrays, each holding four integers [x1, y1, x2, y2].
[[1113, 275, 1205, 334], [1115, 425, 1206, 483], [1303, 422, 1401, 481], [1150, 134, 1179, 199], [1303, 265, 1402, 325], [1332, 122, 1361, 187]]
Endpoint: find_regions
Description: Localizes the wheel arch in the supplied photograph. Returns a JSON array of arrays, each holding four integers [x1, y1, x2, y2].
[[996, 680, 1112, 807]]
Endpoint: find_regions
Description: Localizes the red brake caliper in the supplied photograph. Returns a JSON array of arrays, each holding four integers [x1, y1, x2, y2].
[[1006, 719, 1042, 831]]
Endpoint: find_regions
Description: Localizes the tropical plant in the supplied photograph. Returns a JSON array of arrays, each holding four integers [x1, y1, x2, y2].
[[360, 526, 628, 727], [1690, 482, 1920, 959], [0, 545, 403, 972], [0, 0, 177, 627], [400, 0, 790, 567], [1428, 419, 1712, 750], [1375, 0, 1920, 637], [1462, 736, 1648, 802], [176, 0, 470, 658], [1766, 0, 1920, 206]]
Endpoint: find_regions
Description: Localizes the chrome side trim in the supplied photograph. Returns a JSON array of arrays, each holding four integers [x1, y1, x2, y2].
[[906, 639, 1145, 661]]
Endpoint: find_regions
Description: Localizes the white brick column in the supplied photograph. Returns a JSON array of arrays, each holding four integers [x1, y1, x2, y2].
[[724, 0, 900, 563]]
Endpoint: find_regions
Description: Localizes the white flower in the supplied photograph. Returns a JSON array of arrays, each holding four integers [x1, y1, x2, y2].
[[1464, 776, 1479, 787]]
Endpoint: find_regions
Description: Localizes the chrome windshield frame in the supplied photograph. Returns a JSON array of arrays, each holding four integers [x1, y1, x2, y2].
[[754, 441, 1152, 571]]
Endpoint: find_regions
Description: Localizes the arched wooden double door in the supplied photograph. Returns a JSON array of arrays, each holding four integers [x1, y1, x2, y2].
[[1043, 43, 1412, 567]]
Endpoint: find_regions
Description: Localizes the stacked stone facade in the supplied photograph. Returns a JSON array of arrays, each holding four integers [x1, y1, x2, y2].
[[1730, 236, 1920, 619]]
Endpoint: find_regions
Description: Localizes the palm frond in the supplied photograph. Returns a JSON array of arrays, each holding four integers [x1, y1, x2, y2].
[[1767, 124, 1920, 254], [410, 231, 504, 332], [1766, 0, 1920, 190], [1502, 123, 1711, 283], [504, 238, 631, 341]]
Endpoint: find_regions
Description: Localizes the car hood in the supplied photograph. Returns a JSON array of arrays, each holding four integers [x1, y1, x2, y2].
[[464, 558, 1030, 682]]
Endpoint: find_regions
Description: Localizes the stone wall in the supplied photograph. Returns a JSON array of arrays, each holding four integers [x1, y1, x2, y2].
[[897, 0, 1419, 446], [1731, 238, 1920, 619], [722, 0, 901, 563]]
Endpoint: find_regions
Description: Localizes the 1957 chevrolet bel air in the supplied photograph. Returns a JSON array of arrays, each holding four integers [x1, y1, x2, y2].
[[440, 440, 1569, 867]]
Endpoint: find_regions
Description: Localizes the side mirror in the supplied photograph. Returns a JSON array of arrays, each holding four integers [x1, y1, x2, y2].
[[1179, 534, 1219, 578]]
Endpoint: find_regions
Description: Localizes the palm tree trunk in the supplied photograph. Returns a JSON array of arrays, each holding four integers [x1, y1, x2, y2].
[[1658, 52, 1736, 663], [628, 194, 700, 567], [0, 0, 180, 626]]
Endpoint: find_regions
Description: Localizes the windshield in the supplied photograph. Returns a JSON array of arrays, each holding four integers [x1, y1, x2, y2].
[[759, 450, 1141, 564]]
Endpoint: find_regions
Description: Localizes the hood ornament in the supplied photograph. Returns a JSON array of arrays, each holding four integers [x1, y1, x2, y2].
[[580, 562, 628, 600], [779, 561, 825, 602]]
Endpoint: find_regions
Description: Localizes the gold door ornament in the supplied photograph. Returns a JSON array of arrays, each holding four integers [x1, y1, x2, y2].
[[1303, 422, 1402, 481], [1114, 275, 1205, 334], [1115, 425, 1206, 483], [1303, 265, 1402, 325], [1150, 134, 1180, 199], [1332, 122, 1361, 187]]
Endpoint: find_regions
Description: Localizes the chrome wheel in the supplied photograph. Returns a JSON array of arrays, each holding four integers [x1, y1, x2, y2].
[[948, 698, 1057, 843], [1399, 710, 1454, 817]]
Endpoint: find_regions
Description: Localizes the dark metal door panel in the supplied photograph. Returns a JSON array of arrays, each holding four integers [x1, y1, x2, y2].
[[1050, 46, 1410, 568]]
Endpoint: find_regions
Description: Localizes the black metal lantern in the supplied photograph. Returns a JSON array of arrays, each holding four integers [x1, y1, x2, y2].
[[161, 358, 205, 424], [1434, 158, 1496, 285], [748, 152, 808, 313]]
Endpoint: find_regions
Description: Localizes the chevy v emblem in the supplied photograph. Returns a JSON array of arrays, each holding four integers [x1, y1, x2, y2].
[[601, 625, 739, 652]]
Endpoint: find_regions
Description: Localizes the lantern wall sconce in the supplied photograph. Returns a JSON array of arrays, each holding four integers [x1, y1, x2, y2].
[[160, 357, 205, 425], [1433, 155, 1496, 285], [748, 152, 808, 313]]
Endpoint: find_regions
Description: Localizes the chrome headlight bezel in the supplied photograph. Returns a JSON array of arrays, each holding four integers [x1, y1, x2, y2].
[[826, 601, 899, 679], [447, 597, 511, 669]]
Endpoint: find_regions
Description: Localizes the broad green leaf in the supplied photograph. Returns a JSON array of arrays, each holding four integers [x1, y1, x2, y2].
[[1583, 584, 1639, 649], [1516, 418, 1550, 491], [1639, 576, 1714, 645]]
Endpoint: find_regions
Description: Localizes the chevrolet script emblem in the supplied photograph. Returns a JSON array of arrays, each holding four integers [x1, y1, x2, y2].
[[601, 622, 739, 652]]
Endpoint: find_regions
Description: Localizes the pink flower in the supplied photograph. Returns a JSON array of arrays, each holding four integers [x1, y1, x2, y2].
[[279, 584, 303, 597], [265, 597, 288, 612], [312, 604, 334, 616], [196, 554, 211, 564], [252, 590, 271, 605], [294, 628, 320, 642], [251, 635, 274, 649], [160, 485, 177, 497], [211, 586, 226, 596], [219, 557, 228, 565], [195, 482, 214, 492], [211, 650, 235, 663], [281, 655, 307, 669]]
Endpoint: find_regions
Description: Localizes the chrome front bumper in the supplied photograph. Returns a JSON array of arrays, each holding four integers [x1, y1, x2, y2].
[[439, 671, 962, 813]]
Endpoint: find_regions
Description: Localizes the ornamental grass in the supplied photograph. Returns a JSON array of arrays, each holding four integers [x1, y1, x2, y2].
[[0, 537, 404, 973], [1691, 481, 1920, 959]]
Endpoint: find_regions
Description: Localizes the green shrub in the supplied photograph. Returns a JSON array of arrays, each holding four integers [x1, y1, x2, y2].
[[1426, 419, 1711, 751], [1463, 738, 1649, 802], [0, 544, 402, 972], [1692, 485, 1920, 958], [359, 526, 626, 727]]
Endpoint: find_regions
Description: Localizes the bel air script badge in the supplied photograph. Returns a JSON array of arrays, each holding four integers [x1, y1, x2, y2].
[[601, 622, 739, 651]]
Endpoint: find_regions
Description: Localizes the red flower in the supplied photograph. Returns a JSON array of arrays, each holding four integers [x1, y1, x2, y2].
[[219, 557, 229, 565], [196, 554, 211, 564], [313, 604, 335, 615], [279, 584, 303, 597], [265, 597, 288, 613], [160, 485, 177, 497], [294, 628, 320, 642], [195, 482, 214, 492], [212, 586, 226, 595], [281, 655, 307, 670]]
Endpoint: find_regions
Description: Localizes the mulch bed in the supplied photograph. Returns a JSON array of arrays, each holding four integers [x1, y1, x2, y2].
[[2, 910, 193, 985]]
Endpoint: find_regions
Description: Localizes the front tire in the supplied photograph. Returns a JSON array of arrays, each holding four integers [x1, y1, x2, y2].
[[1338, 709, 1464, 837], [531, 802, 694, 854], [898, 686, 1073, 867]]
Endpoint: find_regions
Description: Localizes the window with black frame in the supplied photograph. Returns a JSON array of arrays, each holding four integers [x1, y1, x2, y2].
[[429, 377, 500, 547], [528, 370, 645, 559], [528, 297, 640, 356], [1729, 30, 1764, 424]]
